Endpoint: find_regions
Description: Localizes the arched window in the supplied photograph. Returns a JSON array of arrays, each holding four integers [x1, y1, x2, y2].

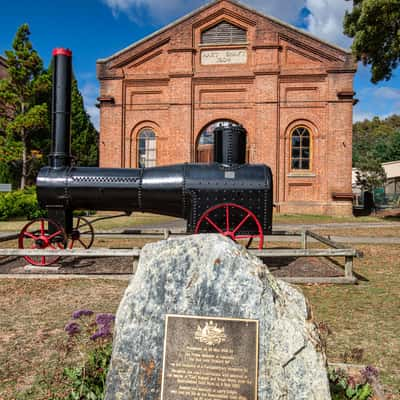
[[196, 120, 241, 163], [291, 127, 311, 170], [137, 129, 156, 168]]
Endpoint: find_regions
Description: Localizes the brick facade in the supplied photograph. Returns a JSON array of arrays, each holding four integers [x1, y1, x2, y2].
[[97, 0, 356, 216]]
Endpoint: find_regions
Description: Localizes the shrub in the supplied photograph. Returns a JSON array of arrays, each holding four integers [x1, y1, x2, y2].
[[328, 366, 376, 399], [0, 186, 46, 221], [63, 310, 115, 400]]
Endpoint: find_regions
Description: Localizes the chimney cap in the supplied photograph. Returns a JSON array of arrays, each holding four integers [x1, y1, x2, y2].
[[52, 48, 72, 57]]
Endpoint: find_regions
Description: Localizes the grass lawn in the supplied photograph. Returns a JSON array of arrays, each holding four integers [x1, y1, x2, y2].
[[1, 211, 399, 234], [315, 227, 400, 237], [303, 244, 400, 397], [0, 212, 177, 233], [273, 213, 387, 224], [0, 230, 399, 398]]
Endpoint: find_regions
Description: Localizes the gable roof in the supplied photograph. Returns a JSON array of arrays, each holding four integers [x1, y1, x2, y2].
[[98, 0, 351, 64]]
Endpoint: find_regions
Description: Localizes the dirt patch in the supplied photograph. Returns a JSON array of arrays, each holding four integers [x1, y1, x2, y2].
[[0, 253, 345, 279], [267, 255, 343, 278]]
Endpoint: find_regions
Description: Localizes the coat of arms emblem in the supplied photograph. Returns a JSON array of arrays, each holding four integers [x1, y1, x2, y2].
[[194, 320, 227, 346]]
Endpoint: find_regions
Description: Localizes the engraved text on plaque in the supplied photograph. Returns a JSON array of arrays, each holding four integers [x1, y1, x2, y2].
[[161, 315, 258, 400], [201, 50, 247, 65]]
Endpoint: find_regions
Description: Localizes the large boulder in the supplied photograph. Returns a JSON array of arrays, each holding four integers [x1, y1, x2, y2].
[[105, 234, 331, 400]]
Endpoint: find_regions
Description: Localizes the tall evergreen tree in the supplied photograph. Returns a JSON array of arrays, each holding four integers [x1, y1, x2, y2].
[[0, 24, 50, 188], [70, 78, 98, 166]]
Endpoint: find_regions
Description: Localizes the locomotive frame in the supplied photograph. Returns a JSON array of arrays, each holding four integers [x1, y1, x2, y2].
[[17, 48, 273, 266]]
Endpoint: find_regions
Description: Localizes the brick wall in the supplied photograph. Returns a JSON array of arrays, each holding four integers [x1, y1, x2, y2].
[[97, 0, 356, 215]]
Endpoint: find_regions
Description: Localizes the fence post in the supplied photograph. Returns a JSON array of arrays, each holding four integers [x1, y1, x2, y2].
[[301, 231, 308, 249], [345, 256, 353, 279]]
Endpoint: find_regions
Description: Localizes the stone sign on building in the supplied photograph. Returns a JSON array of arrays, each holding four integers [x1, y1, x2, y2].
[[97, 0, 356, 216]]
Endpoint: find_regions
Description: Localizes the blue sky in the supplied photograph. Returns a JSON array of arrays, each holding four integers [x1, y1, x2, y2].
[[1, 0, 399, 129]]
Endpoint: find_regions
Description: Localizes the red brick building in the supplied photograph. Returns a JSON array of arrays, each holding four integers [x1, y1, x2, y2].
[[97, 0, 356, 215]]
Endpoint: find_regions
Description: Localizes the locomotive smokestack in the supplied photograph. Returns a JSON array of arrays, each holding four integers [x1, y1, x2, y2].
[[213, 124, 247, 166], [49, 48, 72, 169]]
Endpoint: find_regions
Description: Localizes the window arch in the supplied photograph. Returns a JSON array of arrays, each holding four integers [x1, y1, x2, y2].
[[291, 126, 311, 170], [137, 128, 156, 168], [196, 120, 243, 163]]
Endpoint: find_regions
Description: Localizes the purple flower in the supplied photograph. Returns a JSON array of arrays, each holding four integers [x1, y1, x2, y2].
[[90, 325, 112, 341], [72, 309, 94, 319], [65, 322, 81, 336], [361, 365, 379, 383], [95, 313, 115, 327]]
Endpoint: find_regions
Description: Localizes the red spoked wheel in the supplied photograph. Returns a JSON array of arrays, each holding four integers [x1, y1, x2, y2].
[[18, 218, 67, 266], [68, 216, 95, 249], [194, 203, 264, 249]]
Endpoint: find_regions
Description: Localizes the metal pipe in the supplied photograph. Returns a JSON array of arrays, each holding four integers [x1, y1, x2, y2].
[[49, 48, 72, 169]]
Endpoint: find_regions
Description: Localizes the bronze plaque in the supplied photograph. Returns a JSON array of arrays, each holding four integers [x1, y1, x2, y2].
[[161, 314, 258, 400]]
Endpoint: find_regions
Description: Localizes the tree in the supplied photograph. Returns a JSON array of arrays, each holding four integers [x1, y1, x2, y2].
[[0, 24, 50, 188], [344, 0, 400, 83], [353, 115, 400, 166], [355, 154, 387, 191], [70, 78, 98, 166]]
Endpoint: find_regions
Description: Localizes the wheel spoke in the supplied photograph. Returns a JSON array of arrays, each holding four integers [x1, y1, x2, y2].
[[205, 216, 224, 234], [76, 217, 81, 229], [24, 232, 38, 240], [232, 213, 251, 235], [41, 256, 46, 265], [69, 240, 74, 249], [47, 230, 63, 241], [194, 203, 264, 250], [225, 205, 230, 232], [40, 219, 45, 235], [245, 237, 253, 249], [78, 239, 88, 248]]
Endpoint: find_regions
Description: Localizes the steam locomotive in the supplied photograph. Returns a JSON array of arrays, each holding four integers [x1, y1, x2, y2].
[[18, 49, 273, 266]]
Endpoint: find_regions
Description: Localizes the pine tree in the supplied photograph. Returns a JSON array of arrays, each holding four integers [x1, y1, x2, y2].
[[0, 24, 50, 188], [70, 78, 98, 166]]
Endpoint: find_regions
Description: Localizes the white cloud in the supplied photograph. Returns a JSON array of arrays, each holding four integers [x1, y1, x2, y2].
[[242, 0, 305, 23], [358, 86, 400, 102], [86, 105, 100, 130], [79, 81, 100, 130], [81, 82, 99, 99], [102, 0, 203, 22], [305, 0, 353, 48], [371, 87, 400, 100], [353, 110, 375, 122], [102, 0, 353, 48], [102, 0, 305, 24]]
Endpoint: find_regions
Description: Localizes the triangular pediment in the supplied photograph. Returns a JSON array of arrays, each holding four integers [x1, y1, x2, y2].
[[98, 0, 352, 74]]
